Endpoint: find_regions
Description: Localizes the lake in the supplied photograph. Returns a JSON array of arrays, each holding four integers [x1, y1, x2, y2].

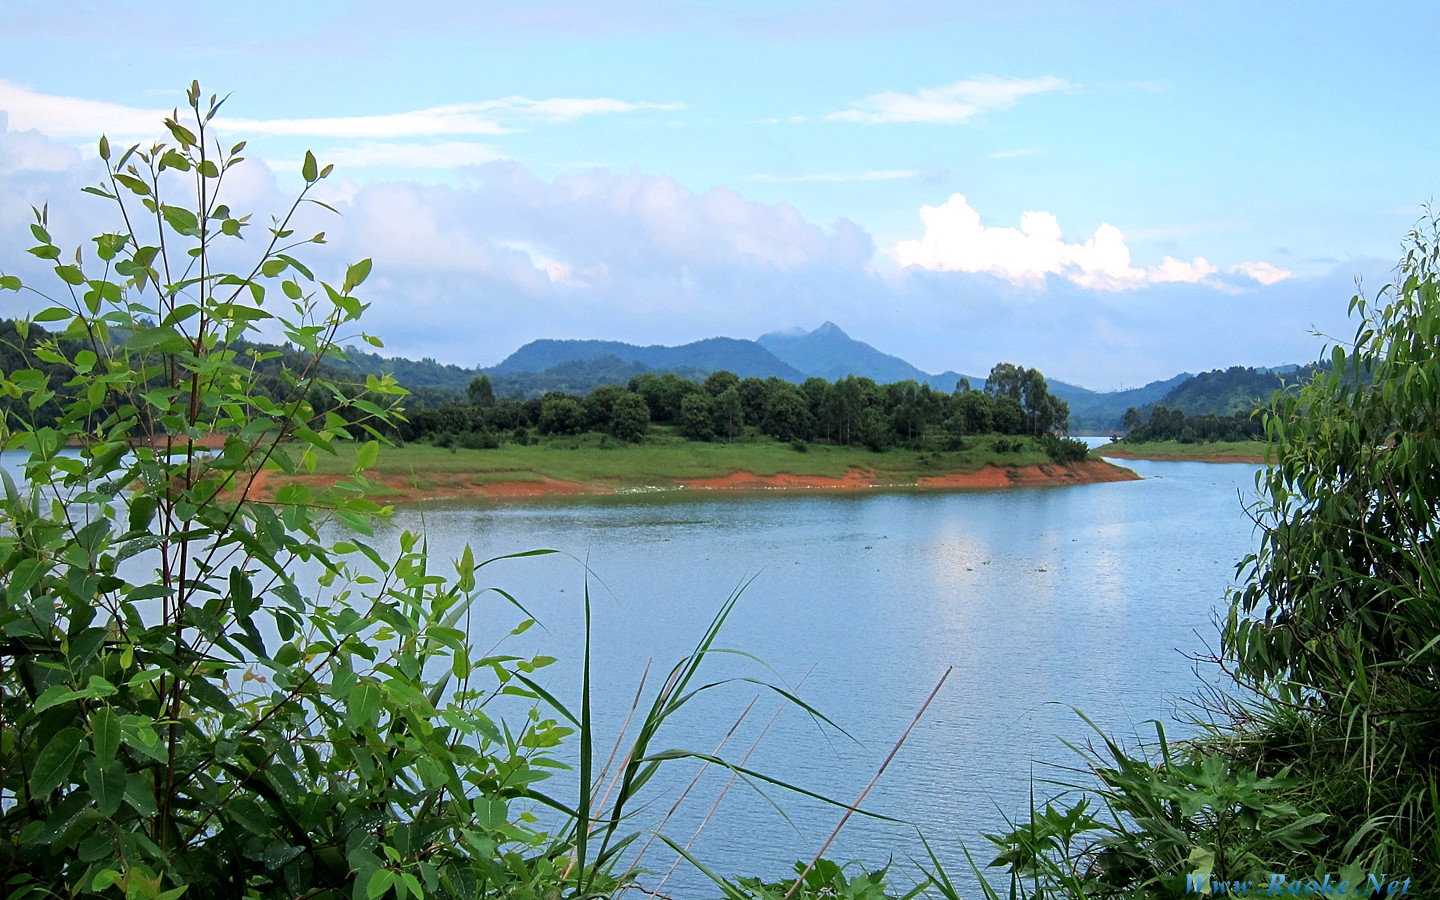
[[0, 447, 1263, 893], [372, 455, 1265, 895]]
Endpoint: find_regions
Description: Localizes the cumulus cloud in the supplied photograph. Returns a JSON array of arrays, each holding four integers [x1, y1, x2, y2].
[[891, 193, 1289, 291], [828, 75, 1071, 125], [330, 162, 873, 277], [1231, 260, 1293, 285], [0, 80, 683, 142], [0, 82, 163, 139], [0, 118, 1331, 387], [0, 113, 81, 174]]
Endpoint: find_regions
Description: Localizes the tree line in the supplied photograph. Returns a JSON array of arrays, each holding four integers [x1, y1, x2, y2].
[[1120, 403, 1267, 443], [399, 362, 1086, 458]]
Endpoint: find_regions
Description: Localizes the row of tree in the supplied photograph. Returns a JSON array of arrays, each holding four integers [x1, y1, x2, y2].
[[398, 363, 1075, 452], [1120, 403, 1266, 443]]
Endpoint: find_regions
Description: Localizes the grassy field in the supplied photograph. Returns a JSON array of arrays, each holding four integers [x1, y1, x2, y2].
[[1094, 439, 1272, 462], [300, 431, 1059, 489]]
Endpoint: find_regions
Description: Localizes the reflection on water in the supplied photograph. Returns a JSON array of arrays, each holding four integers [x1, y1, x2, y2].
[[1, 445, 1262, 892], [371, 458, 1263, 893]]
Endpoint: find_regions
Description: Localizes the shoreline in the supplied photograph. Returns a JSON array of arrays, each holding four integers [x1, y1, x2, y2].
[[246, 458, 1140, 505], [1095, 445, 1270, 464]]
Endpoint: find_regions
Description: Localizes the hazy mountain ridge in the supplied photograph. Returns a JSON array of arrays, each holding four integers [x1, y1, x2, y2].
[[490, 337, 805, 381], [49, 319, 1304, 428], [1152, 364, 1326, 416], [1055, 374, 1196, 433]]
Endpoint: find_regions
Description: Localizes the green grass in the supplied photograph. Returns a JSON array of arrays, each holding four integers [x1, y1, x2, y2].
[[1095, 440, 1272, 462], [303, 431, 1060, 488]]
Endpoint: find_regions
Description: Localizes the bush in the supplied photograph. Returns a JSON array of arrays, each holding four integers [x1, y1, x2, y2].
[[0, 84, 706, 900], [979, 214, 1440, 895], [1038, 433, 1089, 463]]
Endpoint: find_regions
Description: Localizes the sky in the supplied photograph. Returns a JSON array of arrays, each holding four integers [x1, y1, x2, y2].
[[1, 1, 1437, 389]]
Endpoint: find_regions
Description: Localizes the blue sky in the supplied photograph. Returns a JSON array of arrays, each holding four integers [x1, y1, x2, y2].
[[1, 1, 1436, 388]]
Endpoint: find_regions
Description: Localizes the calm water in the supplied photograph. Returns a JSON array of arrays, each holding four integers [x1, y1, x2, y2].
[[380, 457, 1264, 894], [2, 448, 1264, 894]]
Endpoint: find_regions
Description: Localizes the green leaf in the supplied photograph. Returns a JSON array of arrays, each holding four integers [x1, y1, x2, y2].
[[161, 204, 200, 237], [30, 727, 84, 798], [91, 707, 120, 764], [367, 869, 395, 900], [302, 150, 319, 183], [98, 135, 110, 160], [344, 258, 373, 292], [112, 173, 151, 196], [85, 757, 126, 817], [348, 681, 381, 730], [127, 494, 157, 533], [355, 440, 379, 472], [165, 118, 197, 147], [8, 556, 44, 603], [123, 773, 158, 815], [473, 797, 509, 830], [0, 274, 21, 291]]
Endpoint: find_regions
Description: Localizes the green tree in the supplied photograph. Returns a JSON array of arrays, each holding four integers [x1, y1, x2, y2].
[[979, 217, 1440, 896], [985, 362, 1026, 403], [992, 395, 1024, 434], [762, 383, 812, 443], [952, 389, 994, 435], [703, 369, 740, 397], [582, 382, 627, 431], [712, 386, 743, 441], [885, 380, 927, 444], [467, 372, 495, 407], [609, 391, 650, 442], [538, 392, 585, 434], [680, 391, 715, 440], [737, 377, 771, 427]]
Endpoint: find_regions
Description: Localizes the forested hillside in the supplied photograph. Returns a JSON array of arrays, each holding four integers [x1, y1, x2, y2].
[[1156, 364, 1323, 415]]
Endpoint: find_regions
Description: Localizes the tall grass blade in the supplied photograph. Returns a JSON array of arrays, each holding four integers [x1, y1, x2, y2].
[[782, 666, 952, 900]]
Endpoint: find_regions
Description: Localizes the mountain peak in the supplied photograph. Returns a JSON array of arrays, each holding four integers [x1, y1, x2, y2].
[[812, 321, 848, 338]]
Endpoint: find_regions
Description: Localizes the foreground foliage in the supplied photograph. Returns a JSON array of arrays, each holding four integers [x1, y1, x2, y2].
[[0, 82, 915, 900], [978, 217, 1440, 895], [0, 83, 584, 899]]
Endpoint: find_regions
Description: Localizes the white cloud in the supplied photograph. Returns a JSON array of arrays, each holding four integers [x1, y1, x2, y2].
[[0, 113, 81, 173], [271, 141, 505, 170], [891, 193, 1275, 291], [0, 80, 683, 143], [0, 81, 164, 139], [828, 75, 1071, 125], [746, 169, 919, 183], [1149, 255, 1219, 284], [1231, 260, 1293, 285]]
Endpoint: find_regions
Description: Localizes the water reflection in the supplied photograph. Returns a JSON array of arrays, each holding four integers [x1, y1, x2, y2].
[[372, 458, 1261, 893]]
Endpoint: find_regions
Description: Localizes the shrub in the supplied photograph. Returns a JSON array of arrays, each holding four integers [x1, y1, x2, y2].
[[978, 214, 1440, 895], [0, 84, 597, 900]]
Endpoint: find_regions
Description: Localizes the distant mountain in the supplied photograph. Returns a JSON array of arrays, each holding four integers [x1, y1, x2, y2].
[[1052, 374, 1195, 433], [489, 337, 805, 381], [1156, 365, 1322, 416], [758, 322, 926, 383], [757, 322, 984, 391], [488, 355, 709, 399]]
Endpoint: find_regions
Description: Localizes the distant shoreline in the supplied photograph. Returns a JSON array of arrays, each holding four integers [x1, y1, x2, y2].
[[242, 442, 1141, 505], [1095, 440, 1271, 464]]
